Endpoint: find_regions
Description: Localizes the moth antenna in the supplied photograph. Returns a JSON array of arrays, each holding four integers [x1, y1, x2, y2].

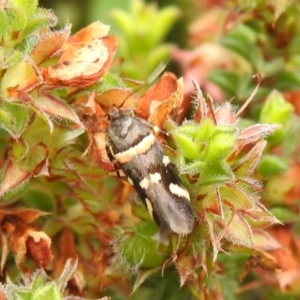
[[235, 73, 262, 118]]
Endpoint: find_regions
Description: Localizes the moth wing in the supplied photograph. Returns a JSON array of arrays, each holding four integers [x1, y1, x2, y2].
[[146, 182, 194, 243]]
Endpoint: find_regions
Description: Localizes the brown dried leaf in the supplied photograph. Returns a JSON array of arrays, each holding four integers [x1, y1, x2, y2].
[[77, 93, 116, 171], [237, 124, 280, 144], [0, 231, 9, 274], [276, 269, 300, 291], [53, 228, 77, 279], [234, 140, 267, 176], [93, 132, 115, 172], [283, 90, 300, 115], [26, 230, 53, 268], [76, 90, 97, 115], [175, 254, 196, 287], [148, 77, 184, 129], [2, 217, 53, 268], [0, 207, 49, 272], [243, 250, 281, 276], [1, 208, 49, 224]]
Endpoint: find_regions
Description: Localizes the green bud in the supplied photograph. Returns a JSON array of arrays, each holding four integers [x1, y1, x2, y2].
[[260, 90, 293, 124], [258, 155, 287, 176], [270, 206, 295, 223], [205, 133, 236, 161], [176, 122, 198, 137], [173, 132, 198, 161], [194, 119, 215, 141], [6, 6, 27, 32], [10, 0, 38, 17], [264, 175, 293, 204]]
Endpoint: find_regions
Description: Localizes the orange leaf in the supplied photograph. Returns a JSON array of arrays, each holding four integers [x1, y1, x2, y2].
[[135, 72, 178, 120], [31, 27, 71, 65], [95, 89, 138, 110], [67, 21, 111, 44]]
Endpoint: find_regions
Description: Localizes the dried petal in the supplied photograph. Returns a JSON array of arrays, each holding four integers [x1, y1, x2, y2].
[[42, 36, 117, 87], [26, 230, 53, 268], [135, 72, 178, 120]]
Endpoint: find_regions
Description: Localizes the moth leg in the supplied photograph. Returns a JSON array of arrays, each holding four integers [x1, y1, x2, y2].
[[105, 142, 125, 178], [161, 142, 176, 154]]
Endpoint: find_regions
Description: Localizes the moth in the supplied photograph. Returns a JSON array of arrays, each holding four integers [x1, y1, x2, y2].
[[106, 107, 194, 244]]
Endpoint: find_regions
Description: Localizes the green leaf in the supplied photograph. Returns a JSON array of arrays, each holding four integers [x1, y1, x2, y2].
[[274, 71, 300, 90], [147, 6, 180, 48], [31, 269, 48, 291], [0, 9, 7, 39], [207, 70, 240, 96], [21, 8, 57, 37], [12, 288, 34, 300], [0, 102, 30, 138], [116, 221, 167, 269], [22, 189, 55, 212], [220, 23, 257, 61], [179, 160, 207, 175], [32, 284, 61, 300], [200, 161, 233, 186]]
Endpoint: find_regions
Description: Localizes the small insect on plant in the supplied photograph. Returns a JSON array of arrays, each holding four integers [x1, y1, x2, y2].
[[106, 106, 194, 244], [81, 73, 194, 244]]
